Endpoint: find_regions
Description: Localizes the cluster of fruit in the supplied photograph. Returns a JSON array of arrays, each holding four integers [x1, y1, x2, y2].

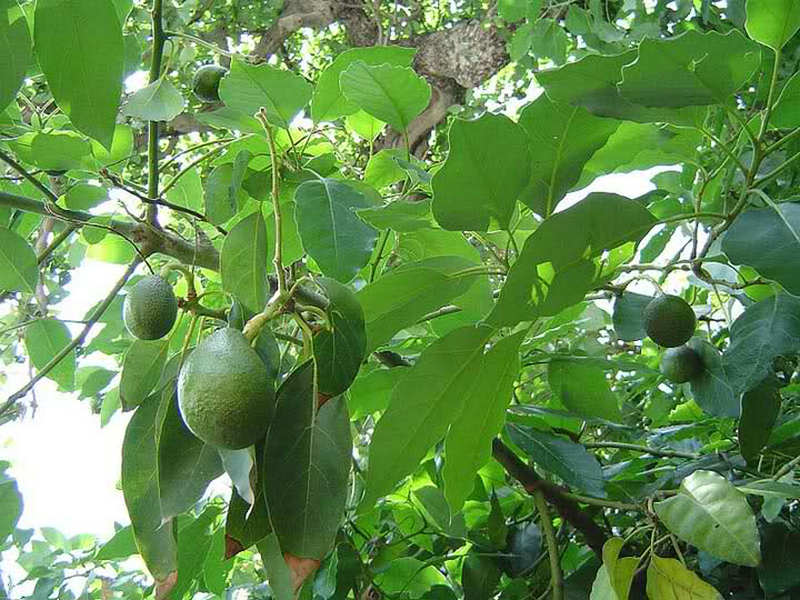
[[643, 294, 703, 384]]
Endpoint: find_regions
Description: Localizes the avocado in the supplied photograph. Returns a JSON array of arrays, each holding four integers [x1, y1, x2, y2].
[[123, 275, 178, 340], [660, 345, 703, 383], [177, 328, 274, 449], [192, 65, 227, 103], [643, 294, 696, 348]]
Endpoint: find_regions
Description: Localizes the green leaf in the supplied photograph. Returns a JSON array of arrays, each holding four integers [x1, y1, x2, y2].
[[95, 526, 137, 561], [364, 148, 408, 189], [63, 183, 108, 211], [24, 318, 75, 390], [313, 278, 367, 396], [431, 113, 531, 231], [619, 30, 760, 107], [738, 480, 800, 499], [548, 359, 621, 422], [518, 95, 619, 217], [263, 362, 352, 559], [9, 131, 92, 170], [0, 468, 21, 541], [119, 339, 168, 411], [506, 522, 542, 576], [339, 62, 430, 131], [462, 554, 501, 600], [256, 534, 295, 600], [170, 504, 220, 600], [646, 555, 722, 600], [311, 45, 416, 122], [723, 294, 800, 394], [225, 485, 271, 556], [0, 226, 37, 293], [507, 425, 606, 497], [612, 292, 652, 342], [157, 390, 223, 519], [347, 367, 406, 419], [590, 538, 637, 600], [358, 199, 435, 232], [204, 163, 240, 225], [653, 470, 761, 567], [0, 0, 31, 113], [758, 522, 800, 595], [294, 178, 377, 282], [723, 203, 800, 295], [220, 211, 269, 314], [219, 59, 312, 129], [164, 166, 203, 212], [34, 0, 123, 147], [686, 338, 739, 418], [745, 0, 800, 51], [121, 394, 177, 585], [442, 332, 524, 511], [122, 78, 185, 122], [374, 557, 448, 598], [362, 325, 493, 507], [530, 18, 569, 65], [771, 71, 800, 128], [488, 193, 655, 327], [739, 379, 781, 464]]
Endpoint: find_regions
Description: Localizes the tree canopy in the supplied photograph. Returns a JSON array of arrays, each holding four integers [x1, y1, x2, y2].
[[2, 0, 800, 598]]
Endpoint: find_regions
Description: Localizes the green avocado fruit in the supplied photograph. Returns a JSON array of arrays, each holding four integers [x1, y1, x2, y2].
[[123, 275, 178, 340], [192, 64, 227, 103], [643, 294, 696, 348], [177, 327, 274, 449], [660, 345, 703, 383]]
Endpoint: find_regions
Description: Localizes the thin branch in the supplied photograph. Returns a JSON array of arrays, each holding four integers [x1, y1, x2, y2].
[[257, 109, 286, 294], [583, 441, 699, 460], [533, 491, 563, 600], [146, 0, 167, 225]]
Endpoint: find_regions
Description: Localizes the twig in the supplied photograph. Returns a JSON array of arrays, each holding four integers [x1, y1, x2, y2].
[[256, 108, 286, 294], [146, 0, 167, 225], [534, 490, 563, 600], [583, 441, 699, 460]]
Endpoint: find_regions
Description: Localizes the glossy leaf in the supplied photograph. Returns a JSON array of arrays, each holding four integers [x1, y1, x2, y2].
[[431, 113, 531, 230], [119, 339, 168, 411], [339, 62, 430, 131], [508, 424, 606, 497], [686, 338, 740, 418], [24, 318, 75, 390], [313, 277, 367, 396], [739, 379, 781, 464], [745, 0, 800, 51], [294, 178, 378, 282], [220, 211, 269, 314], [654, 470, 761, 567], [34, 0, 123, 147], [548, 359, 621, 421], [219, 59, 312, 129], [0, 226, 38, 293], [263, 362, 352, 559], [646, 555, 722, 600], [0, 0, 31, 113], [362, 326, 493, 507], [122, 78, 185, 122], [590, 538, 637, 600]]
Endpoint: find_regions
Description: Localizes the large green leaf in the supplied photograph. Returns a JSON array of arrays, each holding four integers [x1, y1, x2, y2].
[[653, 470, 761, 567], [219, 59, 312, 129], [263, 362, 352, 559], [157, 390, 223, 519], [619, 30, 760, 107], [24, 318, 75, 390], [122, 78, 185, 122], [745, 0, 800, 51], [518, 94, 619, 216], [758, 522, 800, 596], [339, 62, 430, 131], [121, 393, 177, 587], [0, 0, 31, 113], [357, 256, 479, 351], [0, 226, 38, 294], [686, 338, 739, 418], [723, 294, 800, 394], [488, 193, 655, 327], [722, 203, 800, 295], [646, 555, 722, 600], [294, 178, 377, 282], [507, 425, 606, 497], [739, 379, 781, 464], [313, 278, 366, 397], [311, 45, 416, 122], [119, 339, 168, 411], [220, 211, 269, 314], [431, 113, 531, 230], [362, 325, 493, 507], [34, 0, 123, 147], [442, 332, 523, 511]]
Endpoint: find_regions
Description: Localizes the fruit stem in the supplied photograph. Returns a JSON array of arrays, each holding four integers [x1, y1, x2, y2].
[[533, 490, 564, 600], [256, 108, 287, 295], [160, 262, 197, 299]]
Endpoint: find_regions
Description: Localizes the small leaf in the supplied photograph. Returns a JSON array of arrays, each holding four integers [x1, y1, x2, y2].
[[0, 226, 38, 293], [431, 113, 531, 231], [590, 538, 637, 600], [612, 292, 652, 341], [0, 0, 32, 113], [0, 468, 22, 541], [653, 470, 760, 567], [119, 339, 168, 411], [122, 78, 185, 122], [34, 0, 123, 147], [339, 62, 430, 131], [294, 178, 378, 282], [225, 484, 271, 557], [646, 555, 722, 600], [220, 211, 269, 314], [686, 338, 739, 418], [24, 319, 75, 390], [95, 526, 137, 561], [745, 0, 800, 51], [548, 360, 621, 422], [507, 425, 606, 497], [63, 183, 108, 211], [739, 379, 781, 464]]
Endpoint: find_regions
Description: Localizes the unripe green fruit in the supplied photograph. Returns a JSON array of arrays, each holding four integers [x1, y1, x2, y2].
[[177, 328, 275, 449], [123, 275, 178, 340], [659, 345, 703, 383], [643, 294, 696, 348], [192, 65, 227, 103]]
